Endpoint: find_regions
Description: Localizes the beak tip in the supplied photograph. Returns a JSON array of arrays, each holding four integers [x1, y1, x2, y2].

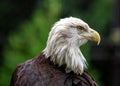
[[97, 41, 100, 45], [97, 36, 101, 45], [94, 30, 101, 45]]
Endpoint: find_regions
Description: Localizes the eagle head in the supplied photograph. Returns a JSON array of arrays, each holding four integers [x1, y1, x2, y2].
[[43, 17, 100, 74]]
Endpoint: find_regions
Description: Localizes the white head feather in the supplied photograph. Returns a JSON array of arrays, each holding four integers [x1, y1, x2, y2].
[[43, 17, 100, 74]]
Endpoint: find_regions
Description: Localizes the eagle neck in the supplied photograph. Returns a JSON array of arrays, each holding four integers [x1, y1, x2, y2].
[[43, 45, 87, 74]]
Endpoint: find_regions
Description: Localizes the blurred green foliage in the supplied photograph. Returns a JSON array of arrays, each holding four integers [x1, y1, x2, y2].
[[0, 0, 113, 86]]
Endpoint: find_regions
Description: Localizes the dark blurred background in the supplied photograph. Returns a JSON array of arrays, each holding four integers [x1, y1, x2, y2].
[[0, 0, 120, 86]]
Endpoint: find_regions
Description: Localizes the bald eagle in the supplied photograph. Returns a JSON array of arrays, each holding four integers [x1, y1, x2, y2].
[[10, 17, 100, 86]]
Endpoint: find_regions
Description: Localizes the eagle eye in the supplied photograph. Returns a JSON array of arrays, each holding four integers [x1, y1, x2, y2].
[[77, 26, 86, 31]]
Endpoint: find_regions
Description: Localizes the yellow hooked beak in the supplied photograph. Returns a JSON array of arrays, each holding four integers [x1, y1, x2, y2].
[[82, 28, 101, 45]]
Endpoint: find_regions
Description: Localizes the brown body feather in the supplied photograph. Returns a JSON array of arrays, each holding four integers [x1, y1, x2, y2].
[[10, 53, 98, 86]]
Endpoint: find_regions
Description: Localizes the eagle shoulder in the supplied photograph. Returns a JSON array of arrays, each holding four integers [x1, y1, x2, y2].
[[10, 53, 66, 86]]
